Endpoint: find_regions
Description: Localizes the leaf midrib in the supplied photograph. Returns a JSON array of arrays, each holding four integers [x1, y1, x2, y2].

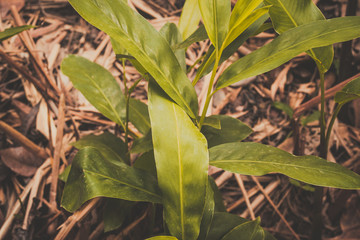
[[97, 0, 193, 117], [210, 159, 345, 176], [82, 169, 161, 199], [219, 22, 358, 88], [80, 69, 124, 128], [172, 103, 185, 238]]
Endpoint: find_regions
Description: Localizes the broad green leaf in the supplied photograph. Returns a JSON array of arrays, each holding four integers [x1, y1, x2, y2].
[[272, 102, 293, 118], [68, 0, 198, 118], [199, 0, 231, 50], [131, 130, 153, 154], [198, 177, 215, 240], [61, 55, 126, 128], [210, 142, 360, 189], [216, 17, 360, 90], [147, 237, 178, 240], [334, 76, 360, 104], [221, 218, 263, 240], [175, 25, 208, 50], [61, 147, 162, 212], [201, 115, 252, 148], [178, 0, 202, 40], [129, 98, 151, 135], [206, 212, 248, 240], [209, 177, 226, 212], [160, 23, 186, 72], [103, 198, 133, 232], [72, 132, 128, 165], [148, 81, 209, 239], [133, 151, 157, 177], [0, 25, 35, 41], [223, 1, 269, 49], [264, 0, 334, 72], [194, 14, 268, 84]]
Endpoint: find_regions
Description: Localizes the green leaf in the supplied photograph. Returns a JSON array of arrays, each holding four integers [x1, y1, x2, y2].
[[0, 25, 35, 41], [103, 198, 133, 232], [334, 76, 360, 104], [129, 99, 151, 135], [175, 25, 208, 50], [133, 151, 157, 177], [201, 115, 252, 148], [221, 218, 263, 240], [210, 142, 360, 189], [148, 81, 209, 239], [301, 111, 320, 126], [272, 102, 293, 118], [206, 212, 248, 240], [264, 0, 334, 72], [72, 132, 128, 165], [216, 16, 360, 90], [146, 237, 178, 240], [160, 22, 186, 72], [209, 177, 226, 212], [178, 0, 202, 40], [194, 14, 268, 84], [68, 0, 198, 118], [199, 0, 231, 49], [198, 177, 215, 240], [61, 55, 126, 128], [131, 130, 153, 154], [223, 2, 269, 48], [61, 147, 162, 212]]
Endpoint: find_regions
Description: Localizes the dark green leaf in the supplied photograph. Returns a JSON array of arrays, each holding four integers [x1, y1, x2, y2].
[[206, 212, 248, 240], [178, 0, 202, 40], [198, 177, 215, 240], [61, 55, 126, 128], [201, 115, 252, 148], [160, 22, 186, 72], [209, 177, 226, 212], [334, 76, 360, 104], [72, 132, 128, 165], [221, 218, 263, 240], [146, 237, 178, 240], [148, 81, 209, 239], [175, 25, 208, 50], [216, 16, 360, 90], [68, 0, 198, 118], [133, 151, 157, 177], [272, 102, 293, 118], [131, 130, 153, 154], [210, 142, 360, 189], [61, 147, 162, 212], [129, 98, 151, 135], [103, 198, 133, 232], [0, 25, 35, 41], [199, 0, 231, 49], [264, 0, 334, 72]]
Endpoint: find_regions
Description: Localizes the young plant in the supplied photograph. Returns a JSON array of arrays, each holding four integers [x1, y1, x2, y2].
[[60, 0, 360, 239]]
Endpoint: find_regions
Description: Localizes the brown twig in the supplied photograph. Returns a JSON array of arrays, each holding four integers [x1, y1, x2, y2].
[[251, 176, 300, 240], [54, 198, 101, 240], [293, 72, 360, 118], [235, 174, 255, 220], [0, 49, 58, 103], [0, 120, 48, 159]]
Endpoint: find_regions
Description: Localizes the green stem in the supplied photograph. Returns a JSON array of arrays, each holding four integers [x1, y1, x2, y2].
[[198, 54, 220, 130], [325, 103, 343, 150], [319, 71, 327, 158], [122, 59, 131, 165]]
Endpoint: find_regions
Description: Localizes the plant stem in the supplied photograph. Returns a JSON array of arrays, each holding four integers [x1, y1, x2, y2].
[[198, 55, 220, 130], [311, 71, 326, 240], [325, 103, 343, 150], [122, 59, 131, 165]]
